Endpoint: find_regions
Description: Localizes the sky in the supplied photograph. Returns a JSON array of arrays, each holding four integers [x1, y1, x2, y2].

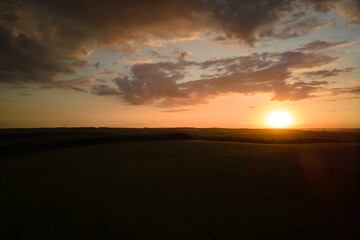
[[0, 0, 359, 128]]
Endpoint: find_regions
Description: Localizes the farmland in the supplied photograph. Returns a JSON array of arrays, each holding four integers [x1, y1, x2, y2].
[[0, 128, 359, 239]]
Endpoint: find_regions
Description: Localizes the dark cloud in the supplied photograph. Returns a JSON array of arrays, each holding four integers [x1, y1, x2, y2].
[[0, 0, 357, 87], [303, 67, 354, 78], [0, 25, 89, 84], [93, 62, 100, 69], [91, 84, 121, 96], [1, 12, 18, 22], [93, 49, 339, 106], [212, 11, 332, 44], [205, 0, 342, 44], [113, 62, 192, 105], [296, 40, 349, 51]]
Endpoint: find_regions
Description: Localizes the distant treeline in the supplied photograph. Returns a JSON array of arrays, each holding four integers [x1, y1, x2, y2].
[[1, 130, 358, 157], [198, 136, 341, 144], [0, 133, 194, 156]]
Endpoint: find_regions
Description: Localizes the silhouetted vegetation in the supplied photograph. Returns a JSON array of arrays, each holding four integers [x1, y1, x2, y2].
[[0, 128, 358, 156]]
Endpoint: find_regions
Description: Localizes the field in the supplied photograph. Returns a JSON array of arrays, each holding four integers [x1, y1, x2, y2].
[[0, 129, 359, 239]]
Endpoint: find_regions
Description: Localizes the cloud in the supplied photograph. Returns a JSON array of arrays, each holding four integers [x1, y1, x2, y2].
[[1, 12, 18, 23], [91, 84, 120, 96], [296, 40, 350, 51], [0, 25, 89, 84], [92, 49, 339, 106], [323, 96, 360, 102], [162, 109, 192, 113], [0, 0, 203, 86], [40, 76, 94, 92], [151, 51, 165, 58], [18, 92, 33, 96], [178, 51, 193, 60], [96, 79, 107, 83], [93, 62, 100, 69], [1, 0, 358, 87], [204, 0, 343, 45], [331, 86, 360, 95], [98, 70, 121, 76], [303, 67, 354, 78], [274, 51, 338, 69], [152, 50, 193, 60], [123, 59, 153, 64], [273, 17, 332, 39], [335, 0, 360, 27], [198, 53, 273, 72], [113, 62, 192, 105]]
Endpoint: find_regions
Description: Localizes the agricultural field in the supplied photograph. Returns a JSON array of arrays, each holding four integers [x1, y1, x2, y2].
[[0, 129, 359, 239]]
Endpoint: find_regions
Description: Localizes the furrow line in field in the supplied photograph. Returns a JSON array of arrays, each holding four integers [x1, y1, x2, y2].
[[43, 205, 69, 240]]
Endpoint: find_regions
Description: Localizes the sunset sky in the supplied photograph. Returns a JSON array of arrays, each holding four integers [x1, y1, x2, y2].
[[0, 0, 359, 128]]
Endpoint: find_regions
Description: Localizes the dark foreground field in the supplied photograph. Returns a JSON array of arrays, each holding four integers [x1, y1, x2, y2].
[[0, 129, 359, 239]]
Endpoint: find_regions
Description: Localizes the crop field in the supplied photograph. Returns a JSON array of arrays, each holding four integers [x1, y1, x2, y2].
[[0, 129, 359, 239]]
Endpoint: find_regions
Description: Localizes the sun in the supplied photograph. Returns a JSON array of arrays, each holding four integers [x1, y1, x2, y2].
[[267, 110, 292, 128]]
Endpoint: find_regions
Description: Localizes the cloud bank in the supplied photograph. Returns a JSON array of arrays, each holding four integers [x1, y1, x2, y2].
[[0, 0, 359, 108], [1, 0, 358, 85]]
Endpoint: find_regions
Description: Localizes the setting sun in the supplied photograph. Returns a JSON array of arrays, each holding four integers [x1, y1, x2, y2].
[[267, 110, 292, 128]]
